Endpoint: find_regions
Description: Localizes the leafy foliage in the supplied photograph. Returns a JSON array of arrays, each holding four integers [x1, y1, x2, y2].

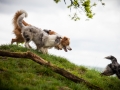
[[54, 0, 61, 3], [53, 0, 105, 21]]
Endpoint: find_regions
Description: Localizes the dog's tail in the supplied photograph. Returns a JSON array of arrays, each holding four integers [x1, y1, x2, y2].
[[16, 10, 28, 29], [12, 10, 27, 29]]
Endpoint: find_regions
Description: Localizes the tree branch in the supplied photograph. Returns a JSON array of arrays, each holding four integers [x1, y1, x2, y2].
[[0, 50, 103, 90]]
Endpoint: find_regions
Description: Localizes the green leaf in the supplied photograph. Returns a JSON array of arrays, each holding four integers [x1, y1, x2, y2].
[[53, 0, 61, 3]]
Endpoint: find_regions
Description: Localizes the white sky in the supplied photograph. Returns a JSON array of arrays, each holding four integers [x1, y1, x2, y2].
[[0, 0, 120, 68]]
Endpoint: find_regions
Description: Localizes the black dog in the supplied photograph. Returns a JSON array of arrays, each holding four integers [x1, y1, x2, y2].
[[101, 55, 120, 79]]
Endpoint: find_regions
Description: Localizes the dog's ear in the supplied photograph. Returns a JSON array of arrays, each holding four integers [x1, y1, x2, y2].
[[43, 29, 49, 34], [55, 36, 61, 44], [63, 37, 68, 40], [59, 36, 62, 39], [57, 36, 62, 39]]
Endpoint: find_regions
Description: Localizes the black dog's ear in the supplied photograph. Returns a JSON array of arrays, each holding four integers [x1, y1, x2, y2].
[[58, 36, 62, 39], [55, 36, 62, 44], [43, 29, 49, 34]]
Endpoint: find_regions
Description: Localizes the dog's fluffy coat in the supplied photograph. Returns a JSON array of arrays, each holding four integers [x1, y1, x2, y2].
[[43, 29, 72, 52], [17, 10, 61, 54], [11, 10, 31, 45]]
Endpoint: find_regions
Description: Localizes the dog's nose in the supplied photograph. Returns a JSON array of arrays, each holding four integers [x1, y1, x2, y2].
[[69, 48, 72, 51]]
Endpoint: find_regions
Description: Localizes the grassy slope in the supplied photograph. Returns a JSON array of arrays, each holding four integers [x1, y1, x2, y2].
[[0, 44, 120, 90]]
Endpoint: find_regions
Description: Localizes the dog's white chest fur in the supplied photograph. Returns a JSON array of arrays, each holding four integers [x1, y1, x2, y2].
[[44, 35, 57, 47]]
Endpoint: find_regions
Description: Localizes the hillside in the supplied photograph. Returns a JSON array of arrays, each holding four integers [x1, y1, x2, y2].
[[0, 45, 120, 90]]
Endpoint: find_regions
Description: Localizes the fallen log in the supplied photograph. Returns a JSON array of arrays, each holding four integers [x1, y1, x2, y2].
[[0, 50, 103, 90]]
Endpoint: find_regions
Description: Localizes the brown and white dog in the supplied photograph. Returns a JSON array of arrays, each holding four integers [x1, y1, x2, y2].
[[11, 10, 31, 45], [11, 10, 72, 53], [43, 29, 72, 52], [17, 10, 62, 54]]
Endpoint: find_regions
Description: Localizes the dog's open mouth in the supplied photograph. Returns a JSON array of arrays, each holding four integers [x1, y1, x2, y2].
[[68, 48, 72, 51], [63, 46, 72, 52]]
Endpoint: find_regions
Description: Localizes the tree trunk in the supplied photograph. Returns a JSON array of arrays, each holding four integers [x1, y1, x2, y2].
[[0, 50, 103, 90]]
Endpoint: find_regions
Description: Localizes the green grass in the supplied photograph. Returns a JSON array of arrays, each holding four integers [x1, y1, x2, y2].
[[0, 44, 120, 90]]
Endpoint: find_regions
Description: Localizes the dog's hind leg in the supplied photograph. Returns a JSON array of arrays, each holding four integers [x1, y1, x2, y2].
[[11, 38, 18, 45], [39, 47, 48, 54], [11, 39, 16, 44], [44, 48, 48, 54]]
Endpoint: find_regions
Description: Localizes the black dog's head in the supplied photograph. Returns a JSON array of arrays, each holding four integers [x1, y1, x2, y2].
[[105, 55, 114, 59], [105, 55, 117, 61]]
